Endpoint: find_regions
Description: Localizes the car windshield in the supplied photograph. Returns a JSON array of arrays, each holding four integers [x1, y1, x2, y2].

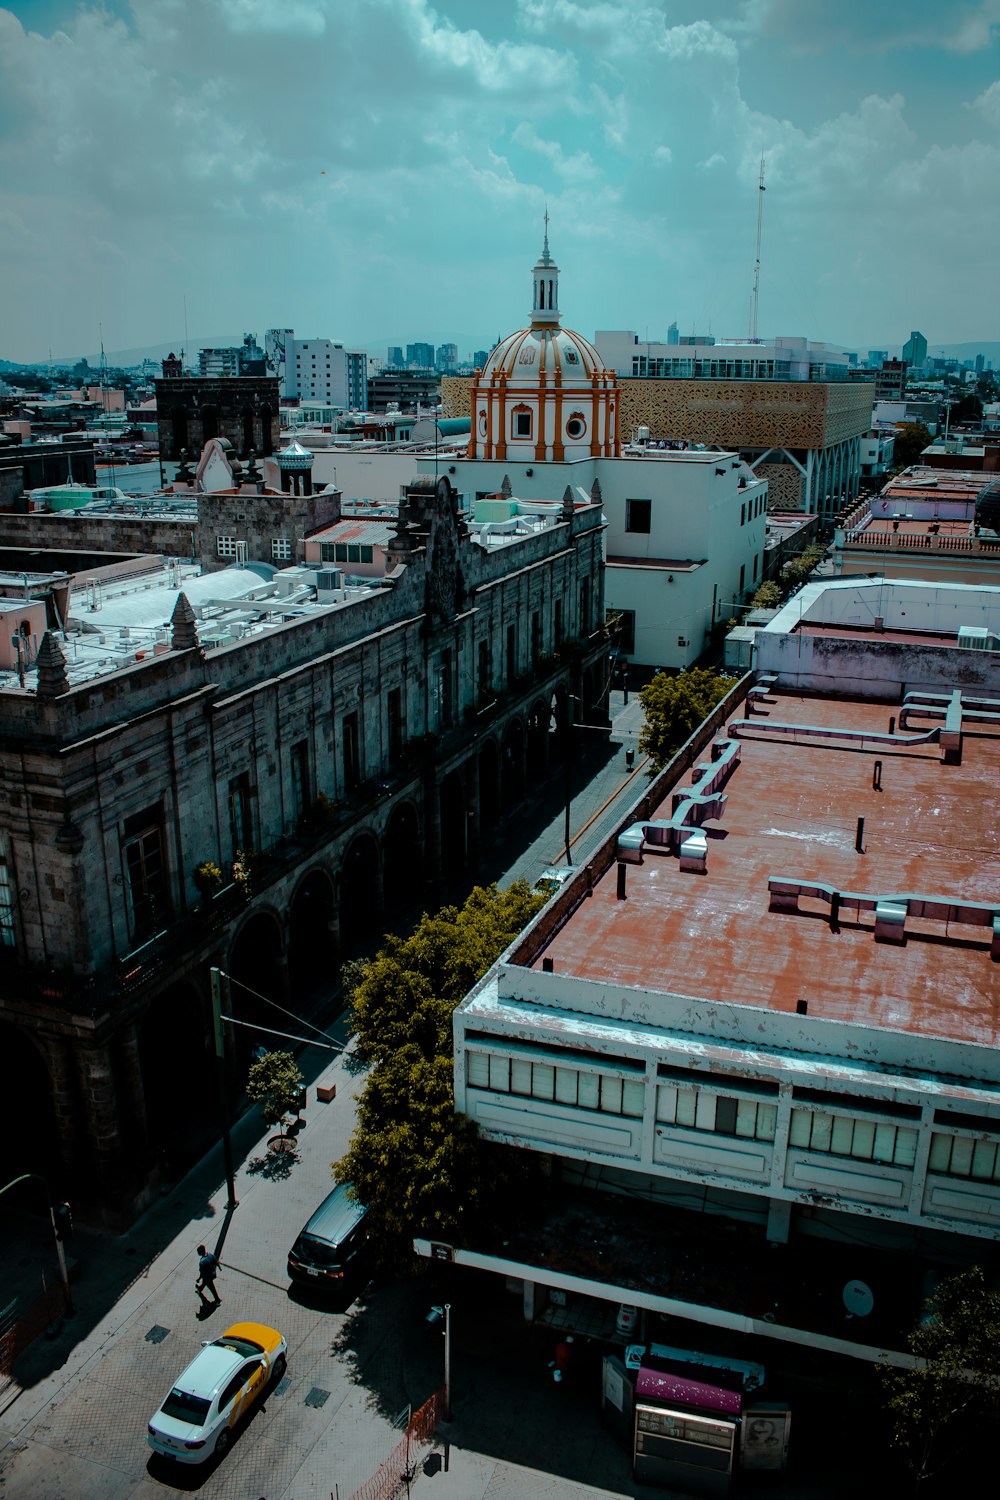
[[160, 1388, 212, 1426], [213, 1335, 264, 1358]]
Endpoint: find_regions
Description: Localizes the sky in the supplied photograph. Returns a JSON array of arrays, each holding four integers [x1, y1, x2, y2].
[[1, 0, 998, 363]]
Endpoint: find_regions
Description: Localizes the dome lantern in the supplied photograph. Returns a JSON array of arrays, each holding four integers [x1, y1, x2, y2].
[[531, 208, 560, 327]]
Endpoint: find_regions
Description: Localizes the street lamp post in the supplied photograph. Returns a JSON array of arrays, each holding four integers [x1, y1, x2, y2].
[[427, 1302, 452, 1419], [0, 1173, 74, 1316]]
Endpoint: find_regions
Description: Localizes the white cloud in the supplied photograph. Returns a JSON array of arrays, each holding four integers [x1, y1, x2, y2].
[[653, 145, 673, 164], [512, 122, 600, 182], [969, 78, 1000, 125]]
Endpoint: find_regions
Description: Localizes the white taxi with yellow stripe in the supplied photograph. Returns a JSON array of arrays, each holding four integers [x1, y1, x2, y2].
[[147, 1322, 287, 1464]]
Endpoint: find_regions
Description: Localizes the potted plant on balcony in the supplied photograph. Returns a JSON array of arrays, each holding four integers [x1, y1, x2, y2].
[[193, 860, 223, 901], [246, 1049, 304, 1153], [231, 849, 255, 901]]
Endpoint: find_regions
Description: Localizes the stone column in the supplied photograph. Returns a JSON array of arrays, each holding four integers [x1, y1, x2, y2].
[[75, 1039, 127, 1197], [116, 1019, 152, 1170]]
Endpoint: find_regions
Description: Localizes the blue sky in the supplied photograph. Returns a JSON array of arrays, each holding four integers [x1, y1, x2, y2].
[[1, 0, 998, 362]]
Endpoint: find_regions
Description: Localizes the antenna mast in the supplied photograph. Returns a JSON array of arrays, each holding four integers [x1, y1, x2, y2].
[[751, 155, 765, 342]]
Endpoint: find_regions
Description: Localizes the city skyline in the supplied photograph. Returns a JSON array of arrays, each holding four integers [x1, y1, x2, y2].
[[1, 0, 998, 362]]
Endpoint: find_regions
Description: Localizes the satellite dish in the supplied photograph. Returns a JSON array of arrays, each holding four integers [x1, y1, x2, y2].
[[843, 1279, 874, 1318]]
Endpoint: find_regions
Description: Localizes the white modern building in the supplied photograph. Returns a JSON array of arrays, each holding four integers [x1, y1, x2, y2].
[[265, 329, 368, 410], [436, 577, 1000, 1364], [594, 331, 853, 383], [422, 234, 767, 671]]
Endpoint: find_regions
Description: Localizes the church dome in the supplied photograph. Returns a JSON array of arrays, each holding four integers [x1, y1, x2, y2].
[[468, 222, 619, 464]]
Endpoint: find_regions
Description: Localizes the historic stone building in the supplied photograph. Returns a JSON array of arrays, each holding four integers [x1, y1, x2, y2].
[[154, 365, 280, 462], [0, 474, 607, 1225]]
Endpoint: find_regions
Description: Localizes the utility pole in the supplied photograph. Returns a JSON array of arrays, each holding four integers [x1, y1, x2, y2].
[[210, 967, 239, 1210], [751, 155, 765, 343]]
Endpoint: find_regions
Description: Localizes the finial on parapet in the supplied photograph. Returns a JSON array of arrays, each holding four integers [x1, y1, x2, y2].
[[171, 591, 199, 651], [35, 631, 70, 697]]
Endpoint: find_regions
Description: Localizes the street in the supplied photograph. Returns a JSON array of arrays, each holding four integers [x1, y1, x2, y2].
[[0, 693, 907, 1498]]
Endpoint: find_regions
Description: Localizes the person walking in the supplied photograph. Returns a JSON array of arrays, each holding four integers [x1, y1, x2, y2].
[[195, 1244, 221, 1305]]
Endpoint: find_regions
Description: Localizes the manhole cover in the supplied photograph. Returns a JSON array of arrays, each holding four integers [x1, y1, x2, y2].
[[274, 1376, 290, 1396], [305, 1387, 330, 1408], [145, 1325, 170, 1344]]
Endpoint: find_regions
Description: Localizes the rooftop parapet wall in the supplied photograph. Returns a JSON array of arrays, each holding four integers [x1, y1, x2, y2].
[[480, 960, 1000, 1092], [0, 511, 195, 559], [755, 633, 1000, 700]]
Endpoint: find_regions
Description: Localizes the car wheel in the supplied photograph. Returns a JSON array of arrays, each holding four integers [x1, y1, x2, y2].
[[215, 1428, 231, 1458], [272, 1354, 286, 1383]]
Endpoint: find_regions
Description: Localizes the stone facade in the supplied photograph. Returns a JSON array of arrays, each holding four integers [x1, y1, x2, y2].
[[0, 477, 607, 1225], [0, 510, 195, 560], [155, 375, 280, 462]]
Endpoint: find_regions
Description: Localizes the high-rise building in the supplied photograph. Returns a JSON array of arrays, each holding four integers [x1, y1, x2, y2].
[[902, 330, 928, 368], [265, 329, 367, 410], [472, 350, 489, 369], [406, 342, 435, 369], [436, 343, 458, 372], [387, 346, 404, 367], [867, 350, 887, 368], [975, 354, 985, 374], [667, 321, 679, 345]]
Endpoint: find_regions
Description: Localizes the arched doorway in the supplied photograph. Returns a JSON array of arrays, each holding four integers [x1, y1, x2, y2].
[[501, 718, 525, 810], [170, 408, 188, 458], [241, 407, 254, 456], [0, 1022, 61, 1187], [439, 769, 467, 871], [227, 909, 285, 1066], [338, 833, 381, 953], [288, 868, 337, 1003], [526, 697, 551, 778], [259, 405, 274, 456], [383, 802, 420, 914], [478, 739, 500, 839], [139, 981, 216, 1175]]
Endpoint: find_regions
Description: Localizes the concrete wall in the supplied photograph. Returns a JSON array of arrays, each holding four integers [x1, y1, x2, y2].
[[0, 510, 195, 559]]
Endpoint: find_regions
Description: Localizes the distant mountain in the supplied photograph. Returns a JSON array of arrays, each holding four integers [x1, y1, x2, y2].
[[6, 336, 244, 369]]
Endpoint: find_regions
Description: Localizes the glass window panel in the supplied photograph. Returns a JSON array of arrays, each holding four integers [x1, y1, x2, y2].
[[511, 1059, 532, 1095], [734, 1100, 757, 1138], [622, 1080, 645, 1118], [467, 1052, 489, 1088], [788, 1109, 811, 1148], [488, 1055, 509, 1092], [715, 1097, 738, 1135], [928, 1133, 952, 1173], [334, 543, 348, 561], [851, 1119, 876, 1159], [893, 1128, 918, 1167], [756, 1103, 777, 1141], [675, 1088, 697, 1128], [950, 1136, 974, 1176], [830, 1116, 855, 1155], [555, 1068, 577, 1105], [695, 1092, 717, 1131], [811, 1113, 833, 1151], [600, 1075, 623, 1114], [532, 1064, 554, 1102], [578, 1073, 600, 1110], [873, 1124, 897, 1163], [970, 1140, 997, 1181], [360, 545, 373, 563], [656, 1085, 678, 1124]]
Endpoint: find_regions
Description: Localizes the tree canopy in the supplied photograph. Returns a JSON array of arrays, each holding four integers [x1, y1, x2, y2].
[[751, 581, 783, 609], [892, 422, 932, 470], [246, 1050, 303, 1139], [335, 882, 545, 1269], [879, 1265, 1000, 1490], [638, 667, 737, 771]]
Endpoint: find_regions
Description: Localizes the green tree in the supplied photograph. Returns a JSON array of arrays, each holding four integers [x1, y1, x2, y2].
[[949, 394, 982, 426], [751, 581, 783, 609], [638, 667, 737, 771], [879, 1266, 1000, 1491], [335, 882, 546, 1269], [780, 544, 826, 591], [246, 1050, 303, 1142], [892, 421, 932, 470]]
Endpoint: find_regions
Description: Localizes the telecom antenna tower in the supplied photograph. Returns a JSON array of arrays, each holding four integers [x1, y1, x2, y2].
[[750, 155, 765, 343]]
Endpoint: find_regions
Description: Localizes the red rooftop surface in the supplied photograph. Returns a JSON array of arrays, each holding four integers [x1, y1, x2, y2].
[[535, 691, 1000, 1047]]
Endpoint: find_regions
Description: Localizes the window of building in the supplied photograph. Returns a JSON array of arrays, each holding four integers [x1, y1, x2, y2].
[[272, 538, 292, 562], [217, 535, 238, 558], [740, 503, 746, 526], [387, 686, 403, 762], [626, 499, 652, 534], [554, 598, 562, 646], [0, 841, 17, 950], [467, 1051, 645, 1118], [514, 411, 532, 438], [478, 639, 491, 701], [122, 807, 169, 942], [228, 773, 253, 857], [290, 741, 309, 823], [342, 712, 360, 789], [566, 415, 585, 439], [928, 1132, 1000, 1184], [739, 564, 745, 594], [614, 609, 636, 655], [579, 578, 591, 634], [506, 622, 517, 686], [437, 648, 454, 728], [531, 610, 541, 664], [788, 1108, 918, 1167], [656, 1084, 777, 1142]]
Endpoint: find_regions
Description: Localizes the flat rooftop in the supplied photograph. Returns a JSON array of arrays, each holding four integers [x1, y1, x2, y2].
[[533, 689, 1000, 1048]]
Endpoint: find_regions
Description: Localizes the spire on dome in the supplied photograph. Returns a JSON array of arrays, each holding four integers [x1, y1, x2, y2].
[[531, 211, 560, 326]]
